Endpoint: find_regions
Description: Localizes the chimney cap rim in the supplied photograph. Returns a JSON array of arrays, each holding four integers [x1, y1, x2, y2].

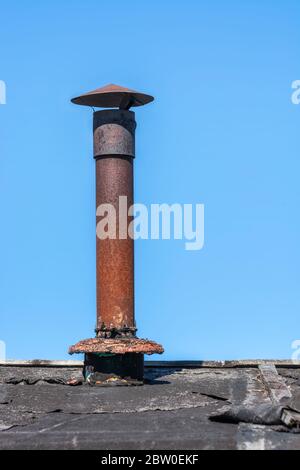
[[71, 83, 154, 109]]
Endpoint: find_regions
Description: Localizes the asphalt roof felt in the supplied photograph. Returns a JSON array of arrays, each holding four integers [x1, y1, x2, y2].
[[0, 361, 300, 450]]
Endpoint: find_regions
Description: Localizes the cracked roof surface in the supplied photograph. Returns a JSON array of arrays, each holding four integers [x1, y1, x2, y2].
[[0, 362, 300, 450]]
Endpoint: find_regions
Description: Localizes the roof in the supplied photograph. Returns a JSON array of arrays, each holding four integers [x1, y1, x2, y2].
[[0, 360, 300, 449]]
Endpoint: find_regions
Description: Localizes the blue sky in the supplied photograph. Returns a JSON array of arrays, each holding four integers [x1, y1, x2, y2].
[[0, 0, 299, 360]]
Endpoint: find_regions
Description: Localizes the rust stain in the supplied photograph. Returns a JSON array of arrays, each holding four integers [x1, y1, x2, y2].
[[95, 154, 134, 336]]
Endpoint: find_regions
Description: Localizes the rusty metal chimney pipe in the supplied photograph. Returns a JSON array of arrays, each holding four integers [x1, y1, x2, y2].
[[94, 110, 136, 338], [69, 85, 164, 385]]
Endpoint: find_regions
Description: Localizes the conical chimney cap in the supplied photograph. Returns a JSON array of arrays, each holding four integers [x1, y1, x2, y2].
[[71, 83, 154, 109]]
